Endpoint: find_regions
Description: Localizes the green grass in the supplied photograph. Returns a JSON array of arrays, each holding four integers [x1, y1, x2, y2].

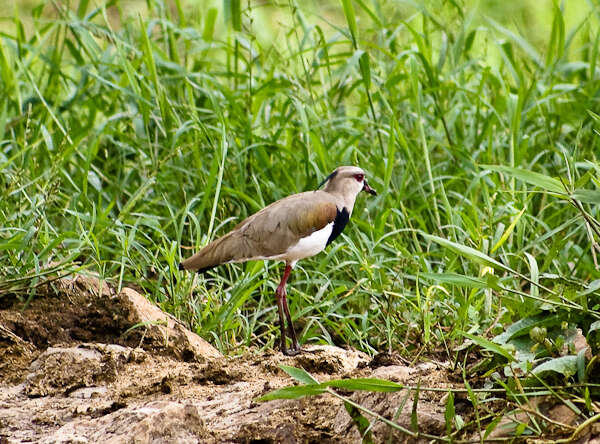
[[1, 0, 600, 439]]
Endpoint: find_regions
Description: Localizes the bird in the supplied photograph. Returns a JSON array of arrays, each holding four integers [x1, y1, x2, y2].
[[179, 166, 376, 355]]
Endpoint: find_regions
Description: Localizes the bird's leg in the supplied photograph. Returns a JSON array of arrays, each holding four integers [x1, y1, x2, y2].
[[275, 263, 299, 356], [281, 290, 300, 353], [275, 290, 288, 355]]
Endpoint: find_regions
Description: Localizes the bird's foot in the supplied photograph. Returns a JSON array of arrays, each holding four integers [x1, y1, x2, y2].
[[280, 341, 302, 356], [282, 346, 302, 356]]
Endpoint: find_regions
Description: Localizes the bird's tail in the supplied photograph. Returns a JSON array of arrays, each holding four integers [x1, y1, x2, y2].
[[179, 232, 241, 273]]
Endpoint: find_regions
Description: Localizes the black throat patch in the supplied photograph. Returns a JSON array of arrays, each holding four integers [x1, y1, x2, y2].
[[326, 207, 350, 246]]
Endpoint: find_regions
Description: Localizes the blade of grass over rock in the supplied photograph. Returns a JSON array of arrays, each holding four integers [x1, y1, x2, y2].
[[345, 401, 374, 444], [444, 390, 455, 438], [259, 378, 446, 441], [257, 384, 327, 401], [410, 380, 420, 433], [325, 378, 404, 392], [280, 365, 319, 385]]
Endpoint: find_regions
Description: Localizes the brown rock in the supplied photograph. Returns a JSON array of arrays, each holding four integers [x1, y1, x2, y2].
[[573, 328, 593, 360], [289, 345, 369, 375], [0, 324, 36, 385], [44, 401, 207, 444], [24, 344, 129, 397], [117, 287, 221, 361]]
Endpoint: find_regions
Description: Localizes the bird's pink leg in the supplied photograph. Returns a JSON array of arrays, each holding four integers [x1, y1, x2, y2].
[[275, 263, 300, 356]]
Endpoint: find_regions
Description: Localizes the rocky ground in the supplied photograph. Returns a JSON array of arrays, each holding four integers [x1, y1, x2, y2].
[[0, 275, 595, 443]]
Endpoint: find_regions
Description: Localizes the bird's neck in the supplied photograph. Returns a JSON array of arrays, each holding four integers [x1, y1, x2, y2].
[[328, 190, 358, 216]]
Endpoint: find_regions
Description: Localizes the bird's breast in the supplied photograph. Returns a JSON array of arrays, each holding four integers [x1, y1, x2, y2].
[[283, 222, 334, 262]]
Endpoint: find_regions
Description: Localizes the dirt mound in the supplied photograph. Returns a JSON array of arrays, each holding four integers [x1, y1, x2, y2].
[[0, 276, 219, 386], [0, 276, 455, 443]]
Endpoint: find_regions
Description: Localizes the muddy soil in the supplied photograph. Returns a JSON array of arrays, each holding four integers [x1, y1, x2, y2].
[[1, 274, 567, 443]]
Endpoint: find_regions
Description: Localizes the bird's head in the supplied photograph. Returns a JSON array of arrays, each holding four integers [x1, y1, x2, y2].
[[320, 166, 377, 200]]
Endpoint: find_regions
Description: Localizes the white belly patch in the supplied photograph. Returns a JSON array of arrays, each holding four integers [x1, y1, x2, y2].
[[275, 222, 334, 263]]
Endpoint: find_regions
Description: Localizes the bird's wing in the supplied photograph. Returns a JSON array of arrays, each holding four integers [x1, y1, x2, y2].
[[235, 190, 338, 257], [180, 191, 338, 271]]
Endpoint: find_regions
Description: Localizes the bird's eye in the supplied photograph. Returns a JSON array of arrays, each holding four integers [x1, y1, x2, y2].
[[354, 174, 364, 182]]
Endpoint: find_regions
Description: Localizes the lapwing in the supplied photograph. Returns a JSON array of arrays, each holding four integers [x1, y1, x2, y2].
[[179, 166, 376, 355]]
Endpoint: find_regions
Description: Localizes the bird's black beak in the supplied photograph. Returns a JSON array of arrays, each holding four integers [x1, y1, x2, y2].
[[363, 181, 377, 196]]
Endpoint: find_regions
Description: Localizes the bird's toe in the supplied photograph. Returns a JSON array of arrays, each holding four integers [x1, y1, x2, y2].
[[282, 347, 301, 357]]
